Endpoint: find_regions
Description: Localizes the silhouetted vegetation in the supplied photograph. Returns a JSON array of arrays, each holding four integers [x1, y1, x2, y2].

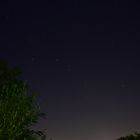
[[0, 61, 47, 139], [117, 131, 140, 140]]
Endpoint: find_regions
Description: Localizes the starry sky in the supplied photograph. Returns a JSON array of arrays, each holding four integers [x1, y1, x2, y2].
[[1, 1, 140, 140]]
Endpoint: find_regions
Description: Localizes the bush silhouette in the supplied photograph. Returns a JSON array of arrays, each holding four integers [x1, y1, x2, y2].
[[117, 131, 140, 140]]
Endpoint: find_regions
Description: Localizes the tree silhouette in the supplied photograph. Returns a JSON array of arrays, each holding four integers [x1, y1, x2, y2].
[[117, 131, 140, 140], [0, 61, 46, 139]]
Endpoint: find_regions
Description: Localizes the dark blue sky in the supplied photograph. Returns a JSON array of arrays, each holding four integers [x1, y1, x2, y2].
[[1, 1, 140, 140]]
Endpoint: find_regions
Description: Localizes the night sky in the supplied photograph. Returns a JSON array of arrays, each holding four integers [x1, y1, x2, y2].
[[1, 1, 140, 140]]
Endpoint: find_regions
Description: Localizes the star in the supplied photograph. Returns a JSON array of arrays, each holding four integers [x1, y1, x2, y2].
[[55, 58, 60, 62], [31, 57, 35, 62], [6, 16, 8, 20], [66, 64, 72, 72], [120, 83, 127, 88]]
